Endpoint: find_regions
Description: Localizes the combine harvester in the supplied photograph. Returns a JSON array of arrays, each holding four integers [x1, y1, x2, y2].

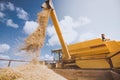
[[28, 0, 120, 79], [41, 0, 120, 69], [41, 0, 120, 80]]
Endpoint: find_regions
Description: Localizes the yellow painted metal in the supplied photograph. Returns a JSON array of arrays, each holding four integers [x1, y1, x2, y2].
[[50, 10, 71, 59], [68, 38, 109, 56], [40, 0, 71, 59], [64, 38, 120, 68], [68, 38, 103, 49], [105, 41, 120, 57], [117, 41, 120, 46], [79, 54, 107, 59], [76, 59, 110, 68], [70, 47, 109, 56], [111, 53, 120, 68]]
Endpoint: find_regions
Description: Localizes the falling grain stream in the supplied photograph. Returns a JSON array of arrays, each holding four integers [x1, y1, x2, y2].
[[22, 9, 51, 63]]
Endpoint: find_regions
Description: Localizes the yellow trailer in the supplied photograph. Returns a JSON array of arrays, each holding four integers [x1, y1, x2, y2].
[[68, 38, 120, 69], [52, 38, 120, 69]]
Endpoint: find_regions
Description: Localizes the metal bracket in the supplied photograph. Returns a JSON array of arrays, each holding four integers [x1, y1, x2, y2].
[[41, 0, 54, 9]]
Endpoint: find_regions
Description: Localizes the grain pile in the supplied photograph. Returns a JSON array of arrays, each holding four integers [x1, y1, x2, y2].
[[0, 63, 67, 80]]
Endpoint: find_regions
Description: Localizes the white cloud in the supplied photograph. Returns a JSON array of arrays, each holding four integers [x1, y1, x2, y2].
[[78, 16, 91, 26], [0, 12, 5, 18], [6, 2, 15, 11], [15, 51, 27, 56], [0, 53, 27, 67], [6, 19, 19, 28], [47, 33, 60, 46], [16, 7, 29, 20], [0, 2, 29, 20], [0, 54, 10, 59], [0, 3, 5, 11], [0, 44, 10, 53], [78, 32, 96, 42], [47, 16, 91, 46], [0, 55, 10, 68], [0, 61, 9, 68], [0, 2, 15, 11], [23, 21, 38, 35], [40, 54, 53, 60], [14, 51, 33, 60]]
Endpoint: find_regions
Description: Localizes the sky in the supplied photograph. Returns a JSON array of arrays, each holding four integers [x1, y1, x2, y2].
[[0, 0, 120, 67]]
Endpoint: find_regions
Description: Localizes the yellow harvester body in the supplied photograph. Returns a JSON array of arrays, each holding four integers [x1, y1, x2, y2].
[[42, 0, 120, 69], [64, 38, 120, 69]]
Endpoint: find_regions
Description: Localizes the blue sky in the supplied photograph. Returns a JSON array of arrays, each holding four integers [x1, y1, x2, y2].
[[0, 0, 120, 67]]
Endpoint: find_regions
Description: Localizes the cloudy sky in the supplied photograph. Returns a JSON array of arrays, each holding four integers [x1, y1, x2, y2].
[[0, 0, 120, 67]]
